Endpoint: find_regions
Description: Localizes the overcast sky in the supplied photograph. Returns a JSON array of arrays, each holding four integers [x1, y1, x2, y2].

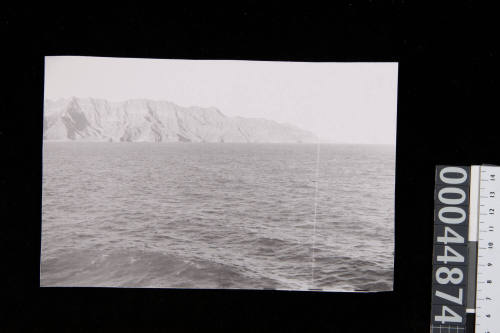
[[45, 56, 398, 144]]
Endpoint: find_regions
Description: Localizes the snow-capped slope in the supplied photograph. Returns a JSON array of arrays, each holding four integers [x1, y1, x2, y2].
[[43, 97, 317, 143]]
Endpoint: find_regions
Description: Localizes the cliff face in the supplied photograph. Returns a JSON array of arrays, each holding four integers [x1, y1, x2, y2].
[[43, 97, 317, 143]]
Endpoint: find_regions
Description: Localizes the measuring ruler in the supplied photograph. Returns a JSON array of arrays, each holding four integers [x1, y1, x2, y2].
[[475, 165, 500, 332], [430, 165, 500, 332]]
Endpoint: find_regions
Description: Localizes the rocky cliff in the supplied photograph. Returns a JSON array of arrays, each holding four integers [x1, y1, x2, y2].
[[43, 97, 317, 143]]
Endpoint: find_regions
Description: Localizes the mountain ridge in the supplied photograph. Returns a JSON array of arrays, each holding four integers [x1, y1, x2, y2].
[[43, 97, 317, 143]]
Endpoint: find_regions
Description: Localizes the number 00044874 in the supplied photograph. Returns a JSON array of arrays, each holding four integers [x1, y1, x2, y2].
[[431, 166, 470, 328]]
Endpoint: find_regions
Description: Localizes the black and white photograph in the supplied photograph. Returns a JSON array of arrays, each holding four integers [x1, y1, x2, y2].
[[40, 56, 398, 292]]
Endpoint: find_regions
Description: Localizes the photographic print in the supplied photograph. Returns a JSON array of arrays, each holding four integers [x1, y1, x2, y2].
[[41, 56, 398, 291]]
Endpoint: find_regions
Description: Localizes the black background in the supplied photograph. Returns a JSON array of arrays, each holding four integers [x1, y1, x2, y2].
[[1, 2, 498, 332]]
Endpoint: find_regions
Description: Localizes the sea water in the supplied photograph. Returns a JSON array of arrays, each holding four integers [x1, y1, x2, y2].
[[41, 142, 395, 291]]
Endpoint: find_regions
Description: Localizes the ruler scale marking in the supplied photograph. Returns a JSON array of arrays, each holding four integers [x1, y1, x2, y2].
[[430, 165, 500, 332], [475, 165, 500, 332]]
